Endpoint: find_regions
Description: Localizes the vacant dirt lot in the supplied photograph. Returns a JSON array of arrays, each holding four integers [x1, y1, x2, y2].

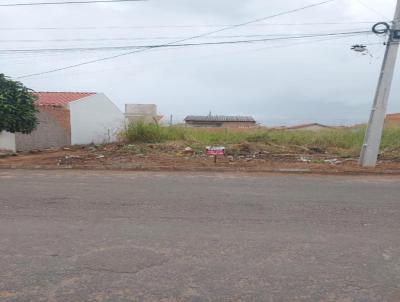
[[1, 143, 400, 174]]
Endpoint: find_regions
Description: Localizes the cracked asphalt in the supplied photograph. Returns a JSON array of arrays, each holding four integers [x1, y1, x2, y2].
[[0, 170, 400, 302]]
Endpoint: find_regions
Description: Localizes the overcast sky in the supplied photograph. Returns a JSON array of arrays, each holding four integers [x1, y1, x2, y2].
[[1, 0, 399, 125]]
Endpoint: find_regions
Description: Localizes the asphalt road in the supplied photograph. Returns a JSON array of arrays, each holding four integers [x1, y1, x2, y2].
[[1, 170, 400, 302]]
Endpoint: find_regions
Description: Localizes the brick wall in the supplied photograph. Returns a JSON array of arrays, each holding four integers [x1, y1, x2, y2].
[[386, 114, 400, 126], [221, 122, 257, 128], [15, 106, 71, 151]]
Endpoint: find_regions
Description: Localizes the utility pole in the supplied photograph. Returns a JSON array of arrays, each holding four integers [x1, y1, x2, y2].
[[359, 0, 400, 167]]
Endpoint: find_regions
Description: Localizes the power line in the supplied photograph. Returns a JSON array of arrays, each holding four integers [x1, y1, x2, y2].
[[0, 21, 376, 30], [0, 34, 305, 43], [0, 0, 144, 7], [2, 31, 370, 54], [16, 0, 336, 79], [354, 0, 390, 21], [0, 29, 370, 43], [7, 34, 366, 78]]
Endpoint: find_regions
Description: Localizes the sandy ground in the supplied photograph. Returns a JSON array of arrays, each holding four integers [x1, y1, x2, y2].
[[1, 143, 400, 174], [0, 145, 400, 174]]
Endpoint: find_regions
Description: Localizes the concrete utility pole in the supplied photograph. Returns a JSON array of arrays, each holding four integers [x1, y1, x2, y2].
[[359, 0, 400, 167]]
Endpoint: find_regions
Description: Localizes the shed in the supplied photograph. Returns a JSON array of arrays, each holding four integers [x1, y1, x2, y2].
[[184, 115, 256, 128]]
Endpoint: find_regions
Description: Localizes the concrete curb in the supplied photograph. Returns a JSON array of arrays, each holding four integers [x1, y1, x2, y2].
[[1, 164, 400, 176]]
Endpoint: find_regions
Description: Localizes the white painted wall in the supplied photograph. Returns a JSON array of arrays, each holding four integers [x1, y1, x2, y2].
[[0, 131, 16, 152], [69, 93, 125, 145]]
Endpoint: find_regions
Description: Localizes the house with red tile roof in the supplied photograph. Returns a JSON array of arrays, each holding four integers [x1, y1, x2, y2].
[[0, 92, 124, 152]]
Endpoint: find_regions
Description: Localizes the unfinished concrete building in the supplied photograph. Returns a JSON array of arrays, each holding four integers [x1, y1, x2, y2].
[[125, 104, 163, 124]]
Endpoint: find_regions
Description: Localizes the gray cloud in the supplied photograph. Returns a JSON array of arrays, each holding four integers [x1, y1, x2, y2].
[[1, 0, 399, 126]]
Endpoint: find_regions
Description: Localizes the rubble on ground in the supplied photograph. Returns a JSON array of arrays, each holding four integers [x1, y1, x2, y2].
[[1, 142, 400, 173]]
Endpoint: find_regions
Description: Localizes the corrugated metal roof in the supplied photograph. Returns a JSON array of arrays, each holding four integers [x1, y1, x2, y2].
[[35, 92, 96, 106], [185, 115, 256, 123]]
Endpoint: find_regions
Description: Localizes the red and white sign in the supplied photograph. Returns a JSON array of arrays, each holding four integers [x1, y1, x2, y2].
[[206, 146, 225, 156]]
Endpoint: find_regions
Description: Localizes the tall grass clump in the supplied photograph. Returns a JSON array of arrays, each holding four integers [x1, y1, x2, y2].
[[124, 123, 257, 145], [381, 125, 400, 150], [183, 128, 250, 145], [124, 122, 194, 143], [125, 121, 165, 143]]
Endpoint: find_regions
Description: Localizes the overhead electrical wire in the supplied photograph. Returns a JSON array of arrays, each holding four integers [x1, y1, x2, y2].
[[0, 29, 370, 43], [0, 21, 376, 30], [9, 31, 385, 74], [354, 0, 390, 21], [2, 30, 370, 54], [16, 0, 337, 79], [0, 0, 144, 7], [0, 34, 316, 43], [6, 33, 368, 76]]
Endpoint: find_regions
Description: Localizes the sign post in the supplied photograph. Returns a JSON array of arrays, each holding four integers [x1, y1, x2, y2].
[[206, 146, 225, 163]]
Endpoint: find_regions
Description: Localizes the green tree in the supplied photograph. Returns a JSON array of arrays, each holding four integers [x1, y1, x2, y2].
[[0, 74, 38, 134]]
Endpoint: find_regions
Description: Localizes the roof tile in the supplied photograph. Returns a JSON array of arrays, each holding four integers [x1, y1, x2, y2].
[[35, 92, 96, 106]]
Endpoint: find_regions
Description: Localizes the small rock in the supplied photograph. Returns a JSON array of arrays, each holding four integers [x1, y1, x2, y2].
[[182, 147, 194, 155], [245, 158, 253, 162], [227, 156, 234, 162], [299, 157, 311, 163], [324, 158, 341, 165], [96, 154, 105, 159]]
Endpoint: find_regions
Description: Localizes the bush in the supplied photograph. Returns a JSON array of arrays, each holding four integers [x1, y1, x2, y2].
[[0, 74, 38, 134]]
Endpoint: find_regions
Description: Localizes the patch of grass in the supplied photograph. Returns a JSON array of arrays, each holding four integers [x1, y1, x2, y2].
[[381, 126, 400, 150], [123, 122, 400, 158], [247, 128, 366, 156], [124, 122, 252, 144]]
